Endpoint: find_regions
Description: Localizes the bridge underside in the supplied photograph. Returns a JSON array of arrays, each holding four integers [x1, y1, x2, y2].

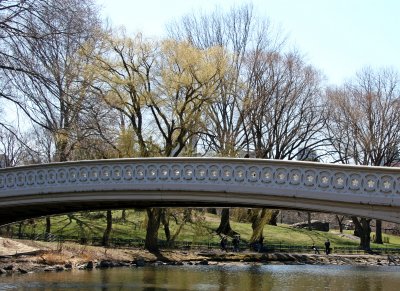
[[1, 190, 399, 225]]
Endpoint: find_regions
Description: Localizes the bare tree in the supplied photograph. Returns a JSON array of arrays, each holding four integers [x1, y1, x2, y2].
[[1, 0, 103, 235], [2, 0, 102, 162], [335, 215, 346, 233], [0, 0, 45, 72], [241, 50, 325, 243], [0, 0, 46, 130], [325, 67, 400, 249], [244, 50, 325, 160], [0, 126, 26, 167], [167, 4, 285, 237]]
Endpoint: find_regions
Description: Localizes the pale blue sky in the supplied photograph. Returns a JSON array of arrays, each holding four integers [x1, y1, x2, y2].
[[98, 0, 399, 86]]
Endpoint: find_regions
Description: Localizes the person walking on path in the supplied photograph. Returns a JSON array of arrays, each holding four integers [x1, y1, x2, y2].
[[312, 243, 320, 254], [232, 235, 240, 252], [220, 235, 228, 252], [324, 239, 331, 255]]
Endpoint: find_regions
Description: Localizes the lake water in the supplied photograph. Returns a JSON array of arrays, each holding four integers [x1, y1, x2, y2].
[[1, 264, 400, 290]]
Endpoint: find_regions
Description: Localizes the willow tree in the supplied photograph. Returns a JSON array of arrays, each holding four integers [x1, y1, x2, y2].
[[325, 67, 400, 249], [91, 33, 226, 251]]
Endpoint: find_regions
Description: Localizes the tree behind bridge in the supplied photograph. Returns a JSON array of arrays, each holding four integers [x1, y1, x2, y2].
[[90, 31, 226, 251], [325, 67, 400, 249]]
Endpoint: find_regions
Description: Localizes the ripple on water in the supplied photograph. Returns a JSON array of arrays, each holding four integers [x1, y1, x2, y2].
[[1, 264, 400, 290]]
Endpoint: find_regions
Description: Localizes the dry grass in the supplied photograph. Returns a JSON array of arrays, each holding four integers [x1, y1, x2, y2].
[[38, 251, 71, 265]]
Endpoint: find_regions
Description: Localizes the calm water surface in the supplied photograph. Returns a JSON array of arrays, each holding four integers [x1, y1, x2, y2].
[[1, 264, 400, 290]]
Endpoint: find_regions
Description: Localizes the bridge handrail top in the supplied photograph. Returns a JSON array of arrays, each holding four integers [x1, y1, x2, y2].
[[0, 157, 399, 173]]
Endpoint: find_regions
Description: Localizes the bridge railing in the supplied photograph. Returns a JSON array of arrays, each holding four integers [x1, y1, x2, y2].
[[1, 158, 400, 200], [1, 157, 400, 223]]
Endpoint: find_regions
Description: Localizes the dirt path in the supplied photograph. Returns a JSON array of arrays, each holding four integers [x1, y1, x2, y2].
[[0, 237, 41, 256]]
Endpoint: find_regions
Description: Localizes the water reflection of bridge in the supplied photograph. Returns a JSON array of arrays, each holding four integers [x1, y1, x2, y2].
[[0, 158, 399, 225]]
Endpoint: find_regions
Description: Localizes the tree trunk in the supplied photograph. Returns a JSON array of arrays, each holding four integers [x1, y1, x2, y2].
[[269, 210, 279, 226], [335, 215, 344, 233], [374, 219, 383, 244], [216, 208, 235, 235], [352, 216, 371, 251], [307, 212, 312, 231], [121, 209, 127, 222], [45, 217, 51, 241], [18, 222, 23, 239], [249, 208, 278, 243], [102, 210, 112, 247], [145, 208, 162, 252], [161, 209, 171, 242]]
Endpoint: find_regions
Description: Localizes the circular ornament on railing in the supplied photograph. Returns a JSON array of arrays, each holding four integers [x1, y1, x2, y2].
[[209, 165, 220, 181], [146, 165, 157, 180], [304, 170, 316, 186], [234, 166, 245, 182], [289, 169, 302, 185], [112, 166, 123, 181], [100, 166, 111, 181], [36, 170, 47, 185], [0, 174, 4, 188], [150, 166, 158, 180], [248, 166, 259, 183], [261, 167, 273, 183], [222, 166, 233, 181], [364, 174, 378, 192], [196, 165, 207, 180], [380, 176, 394, 193], [318, 171, 331, 188], [183, 165, 194, 180], [79, 167, 89, 182], [275, 168, 287, 184], [396, 176, 400, 194], [135, 166, 145, 180], [123, 166, 134, 180], [57, 169, 67, 184], [159, 165, 169, 180], [6, 173, 15, 188], [171, 165, 181, 180], [333, 172, 346, 189], [36, 170, 46, 185], [47, 170, 56, 184], [68, 168, 78, 183], [16, 172, 25, 186], [89, 167, 99, 181], [348, 174, 361, 191]]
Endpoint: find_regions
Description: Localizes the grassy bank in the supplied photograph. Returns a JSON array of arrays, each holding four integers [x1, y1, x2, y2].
[[4, 210, 400, 251]]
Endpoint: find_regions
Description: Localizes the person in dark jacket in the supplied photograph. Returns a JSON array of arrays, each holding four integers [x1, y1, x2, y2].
[[324, 239, 331, 255], [220, 235, 228, 252]]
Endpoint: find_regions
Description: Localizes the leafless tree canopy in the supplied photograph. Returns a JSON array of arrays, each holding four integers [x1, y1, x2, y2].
[[325, 67, 400, 166], [1, 0, 104, 161]]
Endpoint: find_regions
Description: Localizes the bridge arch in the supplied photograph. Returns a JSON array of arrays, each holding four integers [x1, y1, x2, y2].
[[0, 158, 400, 225]]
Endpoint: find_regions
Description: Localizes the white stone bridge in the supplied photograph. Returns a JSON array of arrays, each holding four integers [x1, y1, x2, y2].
[[0, 158, 400, 225]]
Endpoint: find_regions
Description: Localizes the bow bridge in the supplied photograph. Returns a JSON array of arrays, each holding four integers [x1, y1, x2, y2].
[[0, 158, 400, 225]]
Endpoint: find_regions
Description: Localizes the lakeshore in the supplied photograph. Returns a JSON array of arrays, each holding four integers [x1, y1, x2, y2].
[[1, 237, 399, 276]]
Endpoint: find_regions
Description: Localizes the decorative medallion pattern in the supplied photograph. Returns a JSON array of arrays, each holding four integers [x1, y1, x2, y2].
[[0, 159, 399, 199]]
